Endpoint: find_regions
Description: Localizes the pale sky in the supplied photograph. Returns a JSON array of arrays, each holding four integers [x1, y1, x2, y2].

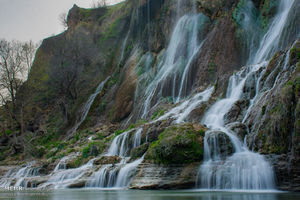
[[0, 0, 124, 43]]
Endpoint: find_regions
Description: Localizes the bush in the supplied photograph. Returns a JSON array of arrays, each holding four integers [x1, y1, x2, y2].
[[146, 124, 205, 164]]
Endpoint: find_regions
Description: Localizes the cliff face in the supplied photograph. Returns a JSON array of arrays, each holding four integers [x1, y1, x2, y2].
[[0, 0, 300, 192]]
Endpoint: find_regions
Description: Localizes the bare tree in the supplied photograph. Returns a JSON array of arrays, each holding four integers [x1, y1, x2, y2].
[[0, 40, 25, 113], [0, 39, 37, 138], [91, 0, 107, 8], [59, 12, 68, 29], [22, 40, 37, 78]]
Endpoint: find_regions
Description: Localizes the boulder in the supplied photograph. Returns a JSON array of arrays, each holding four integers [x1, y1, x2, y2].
[[94, 156, 121, 165], [145, 123, 205, 164], [225, 122, 248, 141], [130, 143, 149, 160], [224, 99, 249, 124], [68, 180, 87, 188], [206, 130, 234, 159]]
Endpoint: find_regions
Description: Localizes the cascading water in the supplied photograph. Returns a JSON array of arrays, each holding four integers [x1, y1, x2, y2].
[[156, 86, 214, 123], [39, 158, 95, 189], [197, 64, 275, 190], [68, 77, 110, 135], [197, 0, 297, 190], [0, 162, 40, 188], [86, 128, 144, 188], [252, 0, 295, 63], [141, 12, 209, 118]]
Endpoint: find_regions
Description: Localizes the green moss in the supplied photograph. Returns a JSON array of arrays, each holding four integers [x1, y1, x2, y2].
[[208, 62, 217, 79], [79, 8, 93, 19], [98, 16, 123, 47], [146, 124, 205, 164], [81, 141, 105, 158], [151, 109, 166, 120], [259, 0, 279, 30], [130, 143, 149, 160]]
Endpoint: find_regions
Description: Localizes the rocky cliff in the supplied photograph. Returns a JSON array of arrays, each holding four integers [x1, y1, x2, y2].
[[0, 0, 299, 192]]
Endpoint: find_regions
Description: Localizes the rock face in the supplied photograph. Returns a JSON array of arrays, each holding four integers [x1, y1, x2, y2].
[[130, 163, 200, 189], [225, 122, 248, 141], [245, 41, 300, 156], [224, 100, 249, 124], [266, 154, 300, 191], [1, 0, 300, 192]]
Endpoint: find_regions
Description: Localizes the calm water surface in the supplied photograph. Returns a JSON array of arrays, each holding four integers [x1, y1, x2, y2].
[[0, 189, 299, 200]]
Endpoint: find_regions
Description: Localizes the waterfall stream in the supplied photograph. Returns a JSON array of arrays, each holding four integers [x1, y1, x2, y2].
[[196, 0, 296, 190], [197, 63, 275, 190], [141, 13, 209, 118], [0, 162, 40, 188], [68, 77, 110, 136], [1, 0, 298, 191], [85, 128, 144, 188]]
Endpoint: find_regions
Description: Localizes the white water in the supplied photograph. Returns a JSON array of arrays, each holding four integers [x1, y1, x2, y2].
[[69, 77, 110, 135], [197, 0, 296, 190], [252, 0, 295, 63], [53, 154, 79, 173], [86, 128, 144, 188], [156, 86, 214, 123], [106, 130, 133, 157], [141, 13, 209, 118], [39, 159, 95, 189], [197, 64, 275, 190], [118, 31, 130, 66], [115, 155, 144, 187], [0, 162, 39, 188]]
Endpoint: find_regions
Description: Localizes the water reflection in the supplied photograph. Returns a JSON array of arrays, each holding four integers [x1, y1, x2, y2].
[[1, 189, 299, 200]]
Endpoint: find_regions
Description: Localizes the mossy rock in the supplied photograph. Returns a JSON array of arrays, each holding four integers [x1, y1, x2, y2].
[[145, 123, 206, 164], [130, 143, 149, 160]]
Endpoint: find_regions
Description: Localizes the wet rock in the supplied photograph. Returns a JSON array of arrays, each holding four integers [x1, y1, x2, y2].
[[68, 180, 87, 188], [143, 119, 173, 143], [130, 163, 199, 189], [93, 156, 121, 165], [266, 154, 300, 192], [130, 143, 149, 160], [242, 72, 256, 99], [111, 52, 139, 122], [224, 99, 249, 124], [225, 122, 248, 141], [206, 130, 234, 159], [188, 103, 209, 123]]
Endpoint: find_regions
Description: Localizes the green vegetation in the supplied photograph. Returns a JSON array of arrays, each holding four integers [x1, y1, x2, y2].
[[151, 109, 166, 120], [130, 143, 149, 160], [259, 0, 280, 30], [146, 124, 205, 164]]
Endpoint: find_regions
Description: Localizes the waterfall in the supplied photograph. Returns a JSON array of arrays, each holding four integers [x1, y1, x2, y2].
[[39, 159, 95, 189], [115, 155, 144, 187], [68, 77, 110, 135], [86, 128, 144, 188], [197, 64, 275, 190], [141, 13, 209, 118], [155, 86, 214, 123], [252, 0, 295, 63], [118, 31, 130, 67], [0, 162, 40, 188], [197, 0, 297, 190], [53, 154, 78, 173]]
